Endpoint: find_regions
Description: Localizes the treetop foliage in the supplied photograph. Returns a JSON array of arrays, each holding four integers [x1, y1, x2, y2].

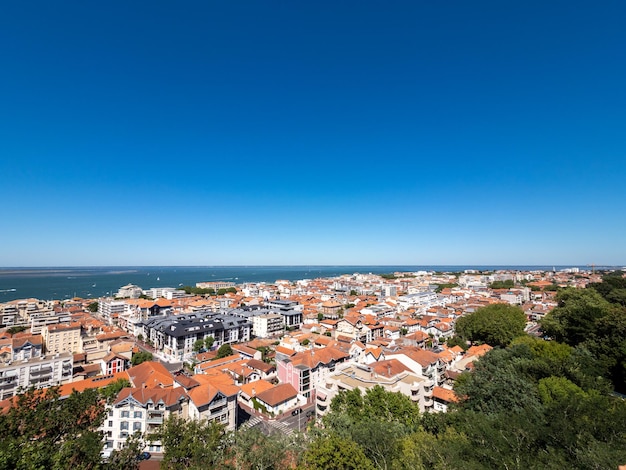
[[455, 303, 527, 348]]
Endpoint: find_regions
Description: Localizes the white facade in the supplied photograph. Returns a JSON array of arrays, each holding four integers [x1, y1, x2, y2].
[[98, 299, 128, 324], [252, 313, 283, 338], [0, 352, 73, 400], [101, 387, 189, 459]]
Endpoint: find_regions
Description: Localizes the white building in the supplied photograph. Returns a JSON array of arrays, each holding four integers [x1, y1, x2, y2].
[[0, 352, 73, 400], [116, 284, 144, 299], [315, 360, 433, 415], [140, 312, 251, 362], [101, 387, 189, 458], [187, 382, 239, 430], [98, 299, 128, 325], [252, 313, 284, 338]]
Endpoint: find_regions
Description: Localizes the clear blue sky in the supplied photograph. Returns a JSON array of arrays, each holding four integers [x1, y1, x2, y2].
[[1, 1, 625, 266]]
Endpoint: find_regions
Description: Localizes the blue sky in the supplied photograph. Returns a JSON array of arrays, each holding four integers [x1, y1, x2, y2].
[[1, 1, 625, 266]]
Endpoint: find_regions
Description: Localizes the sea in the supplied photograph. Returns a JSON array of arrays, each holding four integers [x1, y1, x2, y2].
[[0, 265, 594, 303]]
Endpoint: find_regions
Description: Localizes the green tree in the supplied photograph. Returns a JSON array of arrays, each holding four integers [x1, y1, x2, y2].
[[156, 415, 227, 469], [0, 387, 106, 470], [5, 325, 28, 335], [87, 301, 99, 313], [588, 271, 626, 311], [435, 283, 458, 293], [193, 340, 205, 353], [455, 303, 527, 348], [302, 434, 375, 470], [131, 351, 153, 366], [229, 426, 304, 470], [454, 347, 542, 416], [324, 386, 421, 469], [540, 288, 614, 346], [101, 378, 131, 403], [489, 280, 515, 289], [205, 336, 215, 350], [446, 335, 468, 350], [216, 343, 233, 359]]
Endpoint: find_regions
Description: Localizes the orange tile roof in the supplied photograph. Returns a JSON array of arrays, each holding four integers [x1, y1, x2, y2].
[[114, 387, 188, 407], [255, 383, 298, 407], [127, 361, 174, 388], [274, 346, 296, 356], [432, 386, 458, 403], [57, 371, 131, 397], [240, 379, 274, 398], [288, 346, 349, 369], [370, 359, 410, 377]]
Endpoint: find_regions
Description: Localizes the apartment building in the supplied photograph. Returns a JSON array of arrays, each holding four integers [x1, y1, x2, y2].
[[251, 313, 283, 338], [264, 299, 304, 328], [140, 312, 251, 362], [101, 387, 189, 458], [315, 360, 433, 415], [0, 352, 73, 400], [42, 322, 82, 354], [98, 299, 128, 325], [277, 346, 349, 399]]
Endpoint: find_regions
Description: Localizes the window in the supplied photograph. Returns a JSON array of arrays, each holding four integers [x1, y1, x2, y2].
[[120, 421, 129, 430], [134, 411, 142, 418], [133, 422, 142, 431], [108, 420, 113, 427], [121, 410, 129, 418]]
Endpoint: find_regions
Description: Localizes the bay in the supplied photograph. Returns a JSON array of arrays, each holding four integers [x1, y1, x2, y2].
[[0, 265, 587, 302]]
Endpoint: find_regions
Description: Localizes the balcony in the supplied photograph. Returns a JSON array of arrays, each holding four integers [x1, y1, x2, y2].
[[209, 399, 227, 410], [147, 412, 164, 425], [30, 367, 53, 376]]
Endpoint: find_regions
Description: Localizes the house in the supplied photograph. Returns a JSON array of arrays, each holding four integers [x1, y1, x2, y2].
[[101, 387, 189, 458], [253, 383, 299, 416], [431, 386, 457, 412], [386, 347, 445, 386], [239, 379, 274, 411], [363, 347, 385, 364], [187, 380, 239, 430], [99, 352, 130, 375]]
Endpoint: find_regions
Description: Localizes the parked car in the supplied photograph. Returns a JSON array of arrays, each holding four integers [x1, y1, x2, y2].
[[136, 452, 151, 461], [291, 408, 303, 416]]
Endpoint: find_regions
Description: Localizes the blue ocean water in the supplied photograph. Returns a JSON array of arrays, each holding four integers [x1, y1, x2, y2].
[[0, 265, 589, 302]]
